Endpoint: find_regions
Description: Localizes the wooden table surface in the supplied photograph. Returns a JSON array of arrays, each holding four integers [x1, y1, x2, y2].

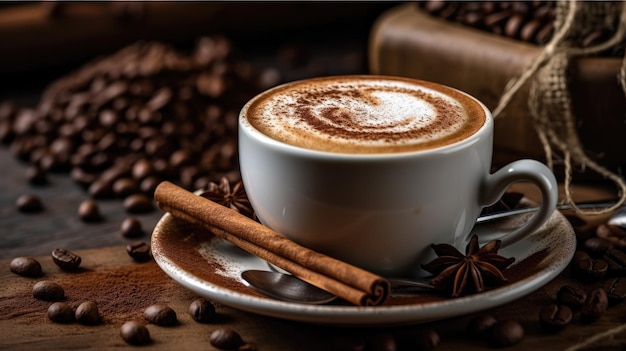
[[2, 142, 626, 350]]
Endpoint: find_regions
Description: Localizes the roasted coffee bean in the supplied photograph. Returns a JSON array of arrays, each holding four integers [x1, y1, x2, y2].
[[401, 329, 439, 350], [123, 193, 154, 213], [573, 251, 608, 281], [580, 288, 608, 323], [126, 241, 151, 261], [113, 178, 139, 198], [189, 298, 216, 323], [88, 179, 114, 199], [120, 217, 145, 238], [466, 314, 498, 337], [51, 248, 82, 271], [78, 199, 101, 222], [539, 303, 572, 332], [604, 278, 626, 305], [139, 176, 160, 195], [210, 328, 244, 350], [597, 224, 626, 249], [75, 301, 100, 325], [120, 320, 151, 345], [10, 257, 42, 277], [489, 320, 524, 348], [583, 237, 613, 257], [33, 281, 65, 301], [132, 159, 155, 181], [556, 285, 586, 309], [605, 248, 626, 274], [48, 302, 75, 323], [16, 193, 43, 213], [143, 304, 177, 326], [26, 166, 48, 185]]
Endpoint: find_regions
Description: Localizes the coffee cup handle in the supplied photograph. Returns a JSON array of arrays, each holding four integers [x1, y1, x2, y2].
[[479, 159, 558, 247]]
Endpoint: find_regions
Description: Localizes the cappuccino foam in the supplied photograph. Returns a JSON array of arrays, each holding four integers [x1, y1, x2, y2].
[[243, 76, 487, 154]]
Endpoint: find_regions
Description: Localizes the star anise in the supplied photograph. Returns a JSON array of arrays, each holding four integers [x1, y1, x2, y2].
[[200, 177, 256, 219], [421, 235, 515, 297]]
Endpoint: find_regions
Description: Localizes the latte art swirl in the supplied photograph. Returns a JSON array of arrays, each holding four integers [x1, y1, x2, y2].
[[243, 76, 486, 154]]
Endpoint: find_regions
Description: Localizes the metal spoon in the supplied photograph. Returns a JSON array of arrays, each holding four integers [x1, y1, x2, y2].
[[241, 270, 434, 305], [608, 205, 626, 229]]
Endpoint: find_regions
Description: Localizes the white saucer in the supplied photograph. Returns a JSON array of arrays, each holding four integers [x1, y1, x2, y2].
[[151, 209, 575, 326]]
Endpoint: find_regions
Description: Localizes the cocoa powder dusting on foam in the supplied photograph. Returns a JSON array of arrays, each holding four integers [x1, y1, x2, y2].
[[247, 76, 486, 154]]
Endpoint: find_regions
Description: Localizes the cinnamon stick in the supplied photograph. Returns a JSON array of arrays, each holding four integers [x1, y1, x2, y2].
[[154, 181, 390, 306]]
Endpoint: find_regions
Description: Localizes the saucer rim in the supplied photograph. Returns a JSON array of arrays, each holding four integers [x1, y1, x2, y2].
[[151, 208, 575, 326]]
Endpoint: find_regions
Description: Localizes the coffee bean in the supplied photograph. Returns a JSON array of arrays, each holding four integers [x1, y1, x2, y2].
[[210, 328, 244, 350], [33, 281, 65, 301], [78, 200, 101, 222], [405, 329, 440, 350], [556, 285, 586, 309], [573, 251, 608, 282], [580, 288, 608, 323], [189, 298, 216, 323], [75, 301, 100, 325], [583, 237, 613, 257], [88, 179, 114, 199], [113, 177, 139, 198], [26, 166, 48, 185], [120, 320, 151, 345], [51, 248, 82, 271], [123, 193, 154, 213], [604, 278, 626, 306], [143, 304, 177, 326], [489, 320, 524, 347], [139, 176, 160, 195], [597, 224, 626, 248], [466, 315, 497, 337], [120, 217, 145, 238], [132, 159, 155, 181], [48, 302, 75, 323], [126, 241, 151, 262], [604, 248, 626, 274], [16, 193, 43, 213], [539, 304, 572, 332], [10, 257, 42, 277]]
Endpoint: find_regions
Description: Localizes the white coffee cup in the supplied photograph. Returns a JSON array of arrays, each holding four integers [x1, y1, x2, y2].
[[238, 75, 557, 277]]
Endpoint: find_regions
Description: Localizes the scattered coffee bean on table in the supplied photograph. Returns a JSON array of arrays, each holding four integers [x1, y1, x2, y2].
[[604, 277, 626, 306], [143, 304, 177, 326], [25, 166, 48, 185], [188, 298, 216, 323], [120, 217, 145, 238], [466, 314, 497, 337], [580, 288, 608, 323], [75, 301, 101, 325], [9, 256, 42, 277], [556, 285, 587, 309], [51, 248, 82, 271], [120, 320, 151, 345], [33, 281, 65, 301], [489, 320, 524, 348], [77, 200, 102, 222], [126, 241, 151, 262], [123, 193, 154, 213], [47, 302, 75, 323], [539, 303, 572, 332], [210, 327, 245, 350], [16, 193, 43, 213]]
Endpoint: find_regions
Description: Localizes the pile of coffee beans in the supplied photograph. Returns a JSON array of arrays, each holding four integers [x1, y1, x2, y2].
[[466, 315, 524, 348], [0, 35, 263, 206], [416, 1, 623, 56]]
